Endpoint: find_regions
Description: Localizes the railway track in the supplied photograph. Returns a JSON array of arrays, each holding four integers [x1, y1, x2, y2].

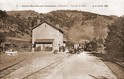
[[0, 54, 29, 78], [23, 54, 71, 79], [111, 61, 124, 69], [0, 52, 52, 78], [95, 55, 124, 79], [1, 53, 72, 79], [104, 61, 124, 79], [103, 57, 124, 69]]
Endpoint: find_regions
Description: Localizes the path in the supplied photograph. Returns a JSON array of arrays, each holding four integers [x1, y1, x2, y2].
[[1, 52, 118, 79], [46, 52, 117, 79]]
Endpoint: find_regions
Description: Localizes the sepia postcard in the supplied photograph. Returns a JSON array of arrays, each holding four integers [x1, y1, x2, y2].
[[0, 0, 124, 79]]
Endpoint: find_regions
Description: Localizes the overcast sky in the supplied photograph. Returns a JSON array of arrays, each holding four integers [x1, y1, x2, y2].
[[0, 0, 124, 16]]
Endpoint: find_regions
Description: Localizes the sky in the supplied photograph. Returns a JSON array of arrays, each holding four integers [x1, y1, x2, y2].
[[0, 0, 124, 16]]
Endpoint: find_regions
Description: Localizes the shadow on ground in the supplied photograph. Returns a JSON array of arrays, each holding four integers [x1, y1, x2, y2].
[[89, 74, 108, 79]]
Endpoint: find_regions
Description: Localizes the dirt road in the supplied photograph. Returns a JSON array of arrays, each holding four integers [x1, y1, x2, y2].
[[46, 52, 117, 79], [1, 52, 118, 79]]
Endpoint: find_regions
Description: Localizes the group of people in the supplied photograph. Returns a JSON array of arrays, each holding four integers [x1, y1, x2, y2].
[[74, 44, 84, 54], [59, 45, 65, 52], [58, 42, 93, 54]]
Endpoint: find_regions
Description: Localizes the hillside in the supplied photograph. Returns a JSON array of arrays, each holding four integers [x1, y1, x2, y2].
[[42, 10, 114, 42], [0, 10, 116, 43], [0, 10, 41, 39]]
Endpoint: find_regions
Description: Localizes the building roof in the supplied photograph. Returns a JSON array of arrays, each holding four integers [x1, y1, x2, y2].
[[33, 21, 63, 33], [35, 39, 54, 44]]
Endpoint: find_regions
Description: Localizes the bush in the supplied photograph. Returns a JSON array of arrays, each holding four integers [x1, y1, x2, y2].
[[0, 32, 5, 45], [105, 17, 124, 61]]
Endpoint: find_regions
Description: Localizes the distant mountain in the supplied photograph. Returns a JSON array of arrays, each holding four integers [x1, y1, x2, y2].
[[41, 10, 115, 42], [7, 10, 41, 19], [0, 10, 118, 43]]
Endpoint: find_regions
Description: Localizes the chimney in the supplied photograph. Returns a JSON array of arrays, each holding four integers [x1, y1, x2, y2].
[[37, 19, 41, 25], [56, 24, 60, 28]]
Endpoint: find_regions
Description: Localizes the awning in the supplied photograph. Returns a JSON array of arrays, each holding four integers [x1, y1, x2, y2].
[[35, 39, 54, 44]]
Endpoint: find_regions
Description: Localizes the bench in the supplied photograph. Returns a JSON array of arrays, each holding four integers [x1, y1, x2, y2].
[[5, 51, 18, 56]]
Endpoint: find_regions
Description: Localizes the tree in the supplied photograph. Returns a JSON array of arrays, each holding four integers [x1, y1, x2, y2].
[[0, 32, 6, 52], [105, 17, 124, 60], [0, 10, 8, 19], [0, 32, 5, 45]]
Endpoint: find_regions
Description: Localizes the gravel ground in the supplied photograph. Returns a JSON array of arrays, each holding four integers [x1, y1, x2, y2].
[[1, 51, 123, 79], [0, 52, 28, 70], [0, 51, 55, 69], [91, 52, 124, 79], [45, 52, 117, 79], [1, 51, 69, 79], [104, 62, 124, 79]]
